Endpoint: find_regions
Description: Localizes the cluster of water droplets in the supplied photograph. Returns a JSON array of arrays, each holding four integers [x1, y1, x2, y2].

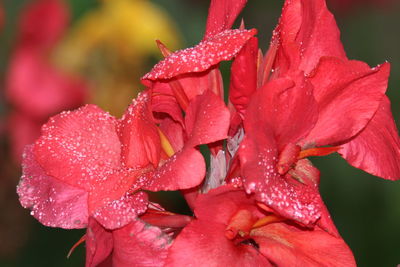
[[17, 145, 89, 229], [142, 29, 256, 80], [92, 191, 148, 229], [243, 144, 321, 224], [35, 105, 122, 190]]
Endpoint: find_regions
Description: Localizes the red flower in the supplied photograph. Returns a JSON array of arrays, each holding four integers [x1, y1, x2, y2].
[[17, 86, 229, 229], [270, 0, 400, 180], [15, 93, 151, 229], [227, 0, 400, 225], [166, 185, 356, 266]]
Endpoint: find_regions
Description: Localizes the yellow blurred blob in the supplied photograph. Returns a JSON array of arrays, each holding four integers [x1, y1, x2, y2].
[[53, 0, 181, 116]]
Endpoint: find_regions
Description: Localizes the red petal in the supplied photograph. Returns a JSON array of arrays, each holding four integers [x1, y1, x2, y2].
[[174, 72, 210, 101], [118, 92, 161, 168], [91, 191, 148, 230], [141, 213, 192, 229], [166, 220, 272, 267], [253, 223, 356, 267], [151, 82, 184, 125], [17, 145, 88, 229], [34, 105, 121, 191], [19, 0, 69, 49], [85, 218, 113, 267], [112, 219, 171, 267], [204, 0, 247, 38], [194, 185, 256, 225], [142, 147, 206, 191], [229, 37, 258, 117], [304, 59, 390, 146], [340, 96, 400, 180], [6, 48, 87, 119], [239, 129, 323, 225], [142, 29, 256, 81], [273, 0, 346, 75], [159, 116, 185, 153], [185, 90, 230, 147], [245, 76, 318, 150]]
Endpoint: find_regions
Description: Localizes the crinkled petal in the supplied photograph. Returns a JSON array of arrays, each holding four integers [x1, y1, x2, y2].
[[85, 218, 113, 267], [305, 59, 390, 146], [245, 76, 318, 150], [205, 0, 247, 38], [92, 191, 148, 230], [142, 148, 206, 191], [17, 145, 88, 229], [239, 127, 323, 225], [252, 223, 356, 266], [151, 82, 184, 124], [273, 0, 346, 75], [87, 168, 144, 212], [229, 37, 258, 117], [185, 90, 230, 147], [112, 219, 171, 267], [142, 28, 256, 81], [340, 96, 400, 180], [118, 92, 161, 168], [34, 104, 121, 191]]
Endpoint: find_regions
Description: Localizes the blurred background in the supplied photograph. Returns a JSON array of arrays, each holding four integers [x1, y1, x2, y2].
[[0, 0, 399, 266]]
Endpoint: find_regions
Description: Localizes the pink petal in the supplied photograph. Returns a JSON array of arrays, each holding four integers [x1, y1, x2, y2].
[[118, 92, 161, 169], [19, 0, 69, 49], [273, 0, 346, 75], [159, 117, 185, 153], [112, 219, 171, 267], [142, 147, 205, 191], [204, 0, 247, 38], [244, 76, 318, 150], [91, 190, 148, 230], [85, 218, 113, 267], [142, 28, 256, 81], [229, 37, 258, 117], [185, 90, 230, 147], [87, 168, 143, 210], [17, 145, 88, 229], [6, 48, 87, 119], [239, 127, 323, 225], [175, 71, 211, 101], [193, 185, 256, 225], [151, 82, 184, 125], [253, 223, 356, 266], [166, 220, 272, 267], [34, 105, 121, 191], [340, 96, 400, 180], [304, 59, 390, 146]]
